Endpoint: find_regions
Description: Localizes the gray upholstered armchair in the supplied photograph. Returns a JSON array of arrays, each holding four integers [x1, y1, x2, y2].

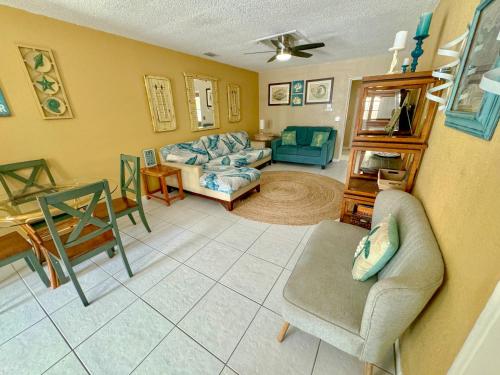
[[277, 190, 444, 374]]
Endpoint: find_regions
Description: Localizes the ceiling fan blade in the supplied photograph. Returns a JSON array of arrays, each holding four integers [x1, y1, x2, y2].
[[267, 55, 277, 63], [244, 51, 275, 55], [291, 50, 312, 58], [271, 39, 284, 49], [293, 42, 325, 51]]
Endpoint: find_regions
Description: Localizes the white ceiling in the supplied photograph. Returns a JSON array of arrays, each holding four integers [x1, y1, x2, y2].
[[2, 0, 439, 72]]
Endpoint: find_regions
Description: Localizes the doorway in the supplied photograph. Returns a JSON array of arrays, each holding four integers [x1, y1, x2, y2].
[[342, 79, 362, 149]]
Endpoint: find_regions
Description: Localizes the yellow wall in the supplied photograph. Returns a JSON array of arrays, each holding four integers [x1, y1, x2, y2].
[[402, 0, 500, 374], [0, 6, 259, 185]]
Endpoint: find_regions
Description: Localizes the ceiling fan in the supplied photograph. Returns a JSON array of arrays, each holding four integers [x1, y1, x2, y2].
[[245, 34, 325, 63]]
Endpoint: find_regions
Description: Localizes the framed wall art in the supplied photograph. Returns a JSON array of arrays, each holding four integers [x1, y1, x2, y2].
[[268, 82, 291, 106], [144, 75, 176, 132], [292, 80, 305, 94], [305, 77, 334, 104], [143, 148, 158, 168], [0, 87, 11, 117], [206, 88, 213, 108], [445, 0, 500, 140], [291, 93, 304, 106], [227, 83, 241, 122], [17, 44, 73, 119]]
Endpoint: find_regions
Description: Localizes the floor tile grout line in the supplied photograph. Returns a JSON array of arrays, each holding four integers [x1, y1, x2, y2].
[[309, 338, 322, 375], [12, 265, 91, 375]]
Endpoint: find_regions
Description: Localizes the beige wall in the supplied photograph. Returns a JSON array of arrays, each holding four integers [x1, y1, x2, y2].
[[0, 6, 259, 186], [402, 0, 500, 374], [259, 55, 390, 159]]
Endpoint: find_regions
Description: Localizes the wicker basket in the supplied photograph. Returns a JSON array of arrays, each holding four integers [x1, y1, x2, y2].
[[351, 204, 373, 229], [377, 169, 407, 191]]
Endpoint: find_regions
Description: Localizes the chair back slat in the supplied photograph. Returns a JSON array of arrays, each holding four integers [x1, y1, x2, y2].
[[0, 159, 56, 201], [120, 154, 141, 201], [37, 180, 116, 262]]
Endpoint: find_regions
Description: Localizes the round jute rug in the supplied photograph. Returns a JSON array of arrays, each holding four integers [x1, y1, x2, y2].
[[232, 171, 343, 225]]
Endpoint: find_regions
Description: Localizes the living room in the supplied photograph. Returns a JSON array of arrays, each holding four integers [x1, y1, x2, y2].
[[0, 1, 499, 374]]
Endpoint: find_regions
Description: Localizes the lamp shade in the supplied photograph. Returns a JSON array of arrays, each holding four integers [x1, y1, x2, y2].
[[259, 119, 266, 130], [389, 31, 408, 51]]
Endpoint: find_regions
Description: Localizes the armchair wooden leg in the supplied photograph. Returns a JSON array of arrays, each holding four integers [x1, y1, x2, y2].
[[277, 321, 290, 343], [364, 362, 373, 375]]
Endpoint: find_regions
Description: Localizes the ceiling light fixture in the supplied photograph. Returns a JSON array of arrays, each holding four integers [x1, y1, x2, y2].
[[276, 48, 292, 61]]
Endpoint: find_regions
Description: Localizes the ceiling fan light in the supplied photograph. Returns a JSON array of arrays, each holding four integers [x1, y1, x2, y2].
[[276, 52, 291, 61]]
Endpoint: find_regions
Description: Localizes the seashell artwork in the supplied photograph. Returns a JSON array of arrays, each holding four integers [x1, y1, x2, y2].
[[17, 45, 73, 119]]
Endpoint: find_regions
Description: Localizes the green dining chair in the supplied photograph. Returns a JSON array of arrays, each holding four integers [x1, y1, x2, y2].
[[0, 159, 57, 204], [0, 231, 50, 287], [37, 180, 133, 306], [93, 154, 151, 232]]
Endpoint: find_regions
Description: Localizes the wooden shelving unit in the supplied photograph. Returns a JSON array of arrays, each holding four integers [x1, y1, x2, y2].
[[341, 72, 439, 227]]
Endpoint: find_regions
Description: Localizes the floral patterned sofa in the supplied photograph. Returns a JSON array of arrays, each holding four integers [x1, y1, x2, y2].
[[159, 131, 271, 210]]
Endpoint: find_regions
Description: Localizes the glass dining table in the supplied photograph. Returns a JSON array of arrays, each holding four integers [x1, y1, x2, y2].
[[0, 180, 117, 288]]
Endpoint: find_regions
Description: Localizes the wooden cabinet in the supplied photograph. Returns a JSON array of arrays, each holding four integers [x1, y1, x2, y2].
[[341, 72, 440, 226]]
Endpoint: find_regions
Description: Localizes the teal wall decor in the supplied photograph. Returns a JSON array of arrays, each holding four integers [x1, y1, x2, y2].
[[291, 93, 303, 106], [17, 44, 73, 120], [445, 0, 500, 140], [0, 88, 10, 117], [292, 80, 304, 94]]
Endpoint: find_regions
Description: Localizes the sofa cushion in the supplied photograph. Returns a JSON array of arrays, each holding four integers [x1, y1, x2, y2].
[[206, 148, 271, 168], [352, 214, 399, 281], [297, 146, 322, 157], [282, 130, 297, 146], [283, 220, 373, 336], [159, 140, 209, 165], [310, 131, 329, 147], [200, 134, 232, 159], [226, 131, 251, 152], [200, 166, 260, 194], [277, 145, 299, 155]]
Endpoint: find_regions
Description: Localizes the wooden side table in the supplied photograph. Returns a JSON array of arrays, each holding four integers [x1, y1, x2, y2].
[[140, 165, 185, 206], [251, 136, 278, 149]]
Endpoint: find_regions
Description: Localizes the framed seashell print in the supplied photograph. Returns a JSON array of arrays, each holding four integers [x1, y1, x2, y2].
[[305, 77, 334, 105], [17, 44, 73, 119], [268, 82, 291, 106]]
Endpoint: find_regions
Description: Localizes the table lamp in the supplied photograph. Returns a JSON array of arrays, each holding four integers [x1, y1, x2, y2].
[[259, 119, 266, 134], [388, 31, 408, 74]]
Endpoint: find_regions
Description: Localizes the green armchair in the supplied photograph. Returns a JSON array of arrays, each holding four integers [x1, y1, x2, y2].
[[271, 126, 336, 169]]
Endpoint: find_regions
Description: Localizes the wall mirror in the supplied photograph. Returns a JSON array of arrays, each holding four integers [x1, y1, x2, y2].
[[184, 73, 220, 131]]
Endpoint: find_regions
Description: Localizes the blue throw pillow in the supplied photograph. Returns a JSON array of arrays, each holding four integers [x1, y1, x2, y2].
[[282, 130, 297, 146]]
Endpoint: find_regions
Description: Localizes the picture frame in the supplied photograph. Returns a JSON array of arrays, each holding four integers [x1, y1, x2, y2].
[[292, 80, 305, 94], [144, 75, 176, 132], [17, 44, 73, 120], [227, 83, 241, 122], [268, 82, 291, 106], [305, 77, 334, 104], [206, 88, 213, 108], [291, 93, 304, 107], [0, 87, 10, 117], [142, 148, 157, 168], [445, 0, 500, 140]]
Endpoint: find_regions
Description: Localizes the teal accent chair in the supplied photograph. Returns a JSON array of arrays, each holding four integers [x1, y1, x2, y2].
[[37, 180, 133, 306], [0, 159, 57, 204], [93, 154, 151, 232], [271, 126, 336, 169], [0, 231, 50, 287]]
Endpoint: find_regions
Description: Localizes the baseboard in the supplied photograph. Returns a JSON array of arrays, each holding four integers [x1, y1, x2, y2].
[[395, 339, 403, 375]]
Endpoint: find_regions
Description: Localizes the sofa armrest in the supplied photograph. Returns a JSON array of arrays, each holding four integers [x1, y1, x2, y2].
[[271, 138, 282, 156]]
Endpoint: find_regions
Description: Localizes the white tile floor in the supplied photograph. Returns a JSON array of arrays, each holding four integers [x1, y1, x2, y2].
[[0, 155, 396, 375]]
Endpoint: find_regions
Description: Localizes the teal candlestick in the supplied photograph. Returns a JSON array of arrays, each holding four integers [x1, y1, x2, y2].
[[402, 64, 409, 73], [416, 12, 433, 37], [410, 35, 429, 72]]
